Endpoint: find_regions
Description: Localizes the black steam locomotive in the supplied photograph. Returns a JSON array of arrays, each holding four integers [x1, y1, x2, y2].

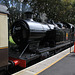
[[9, 12, 74, 68], [0, 5, 74, 75], [11, 19, 74, 50]]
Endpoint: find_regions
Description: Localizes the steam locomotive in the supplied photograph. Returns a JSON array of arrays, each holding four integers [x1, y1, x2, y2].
[[9, 12, 74, 68], [0, 4, 74, 74]]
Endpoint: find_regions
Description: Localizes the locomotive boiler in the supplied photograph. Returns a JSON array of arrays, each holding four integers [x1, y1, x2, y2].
[[11, 19, 51, 51]]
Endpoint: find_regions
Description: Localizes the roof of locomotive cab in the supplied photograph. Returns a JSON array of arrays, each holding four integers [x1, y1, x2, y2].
[[0, 4, 9, 14]]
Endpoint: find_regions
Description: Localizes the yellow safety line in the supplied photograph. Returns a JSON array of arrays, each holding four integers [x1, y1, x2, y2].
[[0, 47, 8, 49], [34, 50, 74, 75]]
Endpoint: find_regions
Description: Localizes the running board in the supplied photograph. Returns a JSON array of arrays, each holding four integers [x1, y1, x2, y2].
[[37, 41, 73, 53]]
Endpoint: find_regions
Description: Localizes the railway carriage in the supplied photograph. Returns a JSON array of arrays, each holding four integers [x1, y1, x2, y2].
[[0, 5, 9, 74]]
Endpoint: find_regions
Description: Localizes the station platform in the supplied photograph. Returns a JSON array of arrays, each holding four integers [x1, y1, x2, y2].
[[38, 52, 75, 75], [12, 46, 74, 75]]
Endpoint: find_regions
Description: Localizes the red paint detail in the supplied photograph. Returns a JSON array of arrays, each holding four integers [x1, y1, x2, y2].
[[66, 37, 68, 40], [74, 33, 75, 36], [9, 57, 26, 68], [74, 42, 75, 53], [13, 60, 19, 66]]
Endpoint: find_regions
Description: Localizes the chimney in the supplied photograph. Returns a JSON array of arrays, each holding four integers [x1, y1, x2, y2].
[[25, 11, 33, 21]]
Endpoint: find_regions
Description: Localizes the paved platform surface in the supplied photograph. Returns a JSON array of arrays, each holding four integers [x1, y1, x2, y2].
[[38, 53, 75, 75], [12, 46, 74, 75]]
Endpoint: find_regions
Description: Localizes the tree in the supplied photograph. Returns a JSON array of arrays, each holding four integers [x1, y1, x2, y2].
[[29, 0, 75, 24], [0, 0, 75, 24]]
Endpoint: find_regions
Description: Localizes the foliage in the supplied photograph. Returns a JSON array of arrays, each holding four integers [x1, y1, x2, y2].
[[30, 0, 75, 24], [9, 36, 16, 44], [0, 0, 75, 25]]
